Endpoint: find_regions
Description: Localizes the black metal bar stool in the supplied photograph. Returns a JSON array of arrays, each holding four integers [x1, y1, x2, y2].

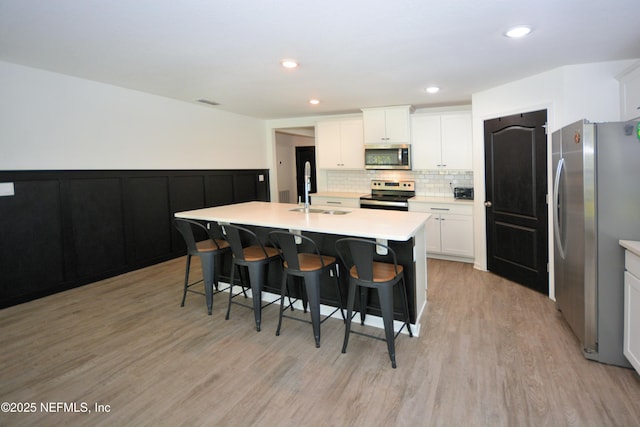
[[222, 224, 281, 332], [335, 237, 413, 368], [269, 231, 345, 348], [174, 218, 231, 315]]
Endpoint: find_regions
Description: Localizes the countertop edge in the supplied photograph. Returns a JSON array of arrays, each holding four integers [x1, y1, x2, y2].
[[409, 196, 474, 205], [175, 201, 429, 242], [620, 240, 640, 257]]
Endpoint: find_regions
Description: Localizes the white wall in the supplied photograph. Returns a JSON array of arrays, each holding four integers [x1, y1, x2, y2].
[[0, 61, 268, 170], [471, 59, 637, 299]]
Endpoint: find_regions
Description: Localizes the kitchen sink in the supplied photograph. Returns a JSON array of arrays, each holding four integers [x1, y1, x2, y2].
[[322, 210, 350, 215], [288, 207, 326, 213], [288, 207, 350, 215]]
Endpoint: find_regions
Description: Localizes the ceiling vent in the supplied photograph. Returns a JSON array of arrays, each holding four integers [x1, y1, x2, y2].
[[196, 98, 220, 106]]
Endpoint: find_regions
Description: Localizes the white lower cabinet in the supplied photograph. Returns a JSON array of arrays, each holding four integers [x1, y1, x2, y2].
[[623, 246, 640, 374], [410, 201, 474, 262]]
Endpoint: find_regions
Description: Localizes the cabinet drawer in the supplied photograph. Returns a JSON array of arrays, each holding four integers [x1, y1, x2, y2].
[[311, 196, 360, 208], [626, 251, 640, 278], [410, 202, 472, 216]]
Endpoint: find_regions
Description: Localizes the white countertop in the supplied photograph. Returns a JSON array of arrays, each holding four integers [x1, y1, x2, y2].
[[410, 196, 474, 205], [620, 240, 640, 257], [175, 201, 430, 241], [311, 192, 368, 199]]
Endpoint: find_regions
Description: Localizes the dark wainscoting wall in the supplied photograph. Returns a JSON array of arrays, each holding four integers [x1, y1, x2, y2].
[[0, 169, 270, 308]]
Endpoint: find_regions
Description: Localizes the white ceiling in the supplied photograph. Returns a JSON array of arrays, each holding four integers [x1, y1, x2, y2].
[[1, 0, 639, 119]]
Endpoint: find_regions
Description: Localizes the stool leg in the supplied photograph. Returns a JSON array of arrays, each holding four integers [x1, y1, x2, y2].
[[276, 271, 288, 336], [225, 260, 237, 320], [213, 253, 220, 291], [401, 278, 413, 337], [342, 280, 357, 354], [247, 262, 265, 332], [377, 285, 397, 368], [303, 273, 322, 348], [359, 286, 368, 325], [200, 254, 215, 315], [181, 254, 192, 307], [333, 265, 346, 321]]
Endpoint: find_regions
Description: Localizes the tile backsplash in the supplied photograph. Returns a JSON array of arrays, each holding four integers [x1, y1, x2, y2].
[[326, 169, 473, 197]]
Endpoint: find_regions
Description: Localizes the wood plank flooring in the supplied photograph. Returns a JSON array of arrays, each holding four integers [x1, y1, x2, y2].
[[1, 258, 639, 426]]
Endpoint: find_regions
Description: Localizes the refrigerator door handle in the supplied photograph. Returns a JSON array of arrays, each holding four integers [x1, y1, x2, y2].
[[553, 157, 566, 259]]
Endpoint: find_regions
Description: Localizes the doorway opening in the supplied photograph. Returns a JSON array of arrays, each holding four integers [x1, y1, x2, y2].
[[483, 109, 548, 294], [274, 127, 316, 204]]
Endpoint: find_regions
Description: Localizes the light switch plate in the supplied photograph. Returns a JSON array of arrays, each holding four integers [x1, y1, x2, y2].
[[0, 182, 15, 197]]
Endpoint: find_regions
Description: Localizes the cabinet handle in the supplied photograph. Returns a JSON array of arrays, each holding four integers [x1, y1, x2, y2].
[[327, 201, 341, 205], [430, 207, 450, 211]]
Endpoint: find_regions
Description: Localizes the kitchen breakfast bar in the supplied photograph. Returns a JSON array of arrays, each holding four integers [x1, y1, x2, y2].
[[175, 201, 430, 334]]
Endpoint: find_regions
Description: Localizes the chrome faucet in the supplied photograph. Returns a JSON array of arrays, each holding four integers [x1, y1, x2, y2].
[[304, 161, 311, 213]]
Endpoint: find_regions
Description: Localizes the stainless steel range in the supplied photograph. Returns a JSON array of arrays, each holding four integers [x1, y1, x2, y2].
[[359, 180, 415, 211]]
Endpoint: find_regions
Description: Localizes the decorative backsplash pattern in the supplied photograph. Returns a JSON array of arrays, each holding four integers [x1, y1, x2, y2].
[[326, 169, 473, 197]]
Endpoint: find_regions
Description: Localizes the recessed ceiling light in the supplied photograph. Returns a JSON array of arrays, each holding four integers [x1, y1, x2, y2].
[[309, 99, 320, 105], [281, 59, 298, 69], [505, 26, 532, 38], [425, 86, 440, 94]]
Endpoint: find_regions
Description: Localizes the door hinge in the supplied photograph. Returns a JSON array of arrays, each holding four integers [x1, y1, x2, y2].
[[547, 262, 549, 272], [546, 193, 549, 204]]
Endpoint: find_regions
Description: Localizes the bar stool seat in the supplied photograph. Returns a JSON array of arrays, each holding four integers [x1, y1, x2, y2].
[[336, 237, 413, 368], [222, 224, 281, 332], [174, 218, 231, 315], [269, 231, 345, 348]]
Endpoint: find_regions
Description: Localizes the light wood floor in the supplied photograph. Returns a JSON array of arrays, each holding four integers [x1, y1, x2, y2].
[[1, 258, 639, 426]]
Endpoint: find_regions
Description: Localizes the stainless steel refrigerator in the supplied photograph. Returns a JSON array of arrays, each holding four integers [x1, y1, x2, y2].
[[552, 119, 640, 367]]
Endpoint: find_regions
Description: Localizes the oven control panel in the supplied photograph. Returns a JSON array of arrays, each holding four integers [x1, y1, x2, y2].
[[370, 180, 415, 191]]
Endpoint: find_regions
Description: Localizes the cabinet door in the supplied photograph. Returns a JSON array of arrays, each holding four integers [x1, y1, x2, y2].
[[425, 215, 442, 252], [440, 112, 473, 170], [339, 119, 364, 168], [411, 114, 442, 169], [620, 65, 640, 121], [625, 270, 640, 373], [316, 120, 342, 168], [384, 108, 411, 143], [440, 214, 474, 257], [362, 109, 387, 143]]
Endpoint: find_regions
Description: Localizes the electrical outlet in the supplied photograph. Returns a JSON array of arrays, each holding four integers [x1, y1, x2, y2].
[[0, 182, 15, 197]]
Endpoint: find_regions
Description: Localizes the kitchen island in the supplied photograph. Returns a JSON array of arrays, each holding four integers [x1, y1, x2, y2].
[[175, 201, 430, 334]]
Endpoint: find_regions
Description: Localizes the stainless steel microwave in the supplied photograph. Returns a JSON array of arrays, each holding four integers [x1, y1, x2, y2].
[[364, 144, 411, 170]]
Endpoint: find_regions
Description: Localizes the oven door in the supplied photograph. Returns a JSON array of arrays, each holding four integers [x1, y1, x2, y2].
[[359, 198, 409, 211]]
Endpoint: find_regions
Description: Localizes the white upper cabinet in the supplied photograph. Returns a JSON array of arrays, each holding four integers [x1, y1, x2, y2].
[[411, 111, 473, 170], [362, 105, 413, 144], [316, 118, 364, 169], [618, 62, 640, 121]]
